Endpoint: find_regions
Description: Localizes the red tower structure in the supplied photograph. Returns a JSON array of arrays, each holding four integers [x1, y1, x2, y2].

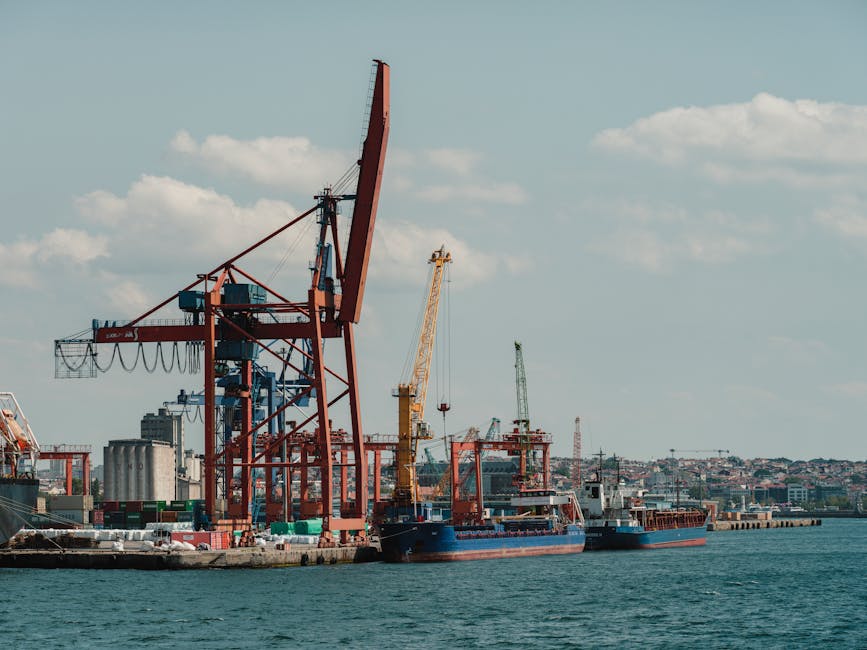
[[39, 445, 92, 496], [571, 416, 581, 487], [450, 431, 552, 526], [55, 61, 390, 541]]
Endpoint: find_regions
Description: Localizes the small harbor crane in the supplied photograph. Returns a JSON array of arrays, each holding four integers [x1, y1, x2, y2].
[[392, 247, 451, 507]]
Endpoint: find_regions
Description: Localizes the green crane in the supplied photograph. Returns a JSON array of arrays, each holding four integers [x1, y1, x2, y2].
[[514, 342, 530, 434]]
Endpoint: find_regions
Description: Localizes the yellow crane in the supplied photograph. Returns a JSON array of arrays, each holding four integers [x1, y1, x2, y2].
[[393, 246, 451, 506]]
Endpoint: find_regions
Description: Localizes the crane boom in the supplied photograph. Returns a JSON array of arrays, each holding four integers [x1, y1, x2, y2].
[[339, 60, 390, 323], [410, 247, 451, 424], [393, 247, 451, 505], [514, 341, 529, 434]]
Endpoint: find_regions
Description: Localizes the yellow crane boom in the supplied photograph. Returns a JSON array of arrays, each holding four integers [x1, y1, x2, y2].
[[393, 246, 451, 505]]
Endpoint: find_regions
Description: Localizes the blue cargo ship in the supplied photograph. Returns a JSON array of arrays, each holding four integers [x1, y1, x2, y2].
[[379, 491, 586, 562], [580, 456, 707, 551]]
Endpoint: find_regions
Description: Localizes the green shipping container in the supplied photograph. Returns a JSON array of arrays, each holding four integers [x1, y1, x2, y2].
[[294, 518, 323, 535], [270, 522, 295, 535]]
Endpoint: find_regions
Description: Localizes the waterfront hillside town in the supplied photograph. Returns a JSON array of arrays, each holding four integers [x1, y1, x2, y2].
[[550, 455, 866, 512]]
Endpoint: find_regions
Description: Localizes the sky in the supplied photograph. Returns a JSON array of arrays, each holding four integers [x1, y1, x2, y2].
[[2, 2, 867, 462]]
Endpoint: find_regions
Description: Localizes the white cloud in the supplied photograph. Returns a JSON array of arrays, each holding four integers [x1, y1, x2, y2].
[[0, 229, 108, 288], [38, 228, 109, 264], [504, 254, 534, 274], [103, 278, 154, 315], [725, 384, 781, 404], [587, 200, 768, 271], [593, 94, 867, 188], [370, 221, 499, 287], [0, 240, 39, 286], [416, 182, 528, 204], [702, 162, 866, 190], [75, 175, 303, 273], [815, 194, 867, 240], [594, 93, 867, 164], [825, 381, 867, 398], [169, 130, 352, 192], [425, 148, 482, 175], [768, 336, 828, 362]]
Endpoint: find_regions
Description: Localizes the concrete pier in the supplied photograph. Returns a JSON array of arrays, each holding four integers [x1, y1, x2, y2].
[[708, 518, 821, 532], [0, 545, 380, 570]]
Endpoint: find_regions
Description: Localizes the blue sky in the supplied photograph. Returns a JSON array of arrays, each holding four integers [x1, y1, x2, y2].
[[2, 2, 867, 461]]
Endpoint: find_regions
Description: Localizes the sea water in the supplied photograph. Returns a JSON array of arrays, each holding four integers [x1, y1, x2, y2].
[[2, 519, 865, 649]]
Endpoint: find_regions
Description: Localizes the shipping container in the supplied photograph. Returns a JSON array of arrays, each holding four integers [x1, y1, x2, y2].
[[52, 509, 88, 524], [106, 510, 125, 526], [170, 531, 230, 550], [125, 500, 143, 513], [51, 494, 94, 511], [294, 518, 323, 535], [91, 509, 105, 525], [270, 521, 295, 535]]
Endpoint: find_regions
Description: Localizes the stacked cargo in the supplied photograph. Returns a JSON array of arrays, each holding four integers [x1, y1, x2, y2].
[[91, 499, 203, 528], [49, 495, 93, 525], [270, 521, 295, 535], [170, 531, 230, 549], [160, 510, 178, 523], [104, 510, 125, 527], [294, 518, 323, 535]]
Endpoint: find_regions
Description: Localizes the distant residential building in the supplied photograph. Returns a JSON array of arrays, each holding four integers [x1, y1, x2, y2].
[[767, 485, 788, 503], [787, 484, 809, 504], [814, 483, 847, 503]]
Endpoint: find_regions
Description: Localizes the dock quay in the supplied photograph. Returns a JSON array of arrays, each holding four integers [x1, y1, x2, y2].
[[0, 545, 380, 570], [708, 518, 821, 532]]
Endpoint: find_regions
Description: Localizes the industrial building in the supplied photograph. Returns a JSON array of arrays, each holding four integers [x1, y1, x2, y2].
[[140, 407, 185, 474], [103, 439, 175, 501]]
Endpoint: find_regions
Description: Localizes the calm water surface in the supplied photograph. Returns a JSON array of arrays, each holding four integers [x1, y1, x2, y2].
[[2, 519, 865, 649]]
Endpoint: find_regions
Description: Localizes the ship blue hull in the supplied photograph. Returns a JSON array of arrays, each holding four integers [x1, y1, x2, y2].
[[584, 524, 706, 551], [378, 522, 585, 562]]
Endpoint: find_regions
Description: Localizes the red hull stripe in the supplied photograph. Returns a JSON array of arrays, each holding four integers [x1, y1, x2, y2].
[[406, 543, 585, 562], [637, 538, 706, 549]]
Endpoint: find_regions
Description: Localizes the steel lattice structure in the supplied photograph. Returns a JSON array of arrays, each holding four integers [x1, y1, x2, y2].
[[54, 61, 390, 541]]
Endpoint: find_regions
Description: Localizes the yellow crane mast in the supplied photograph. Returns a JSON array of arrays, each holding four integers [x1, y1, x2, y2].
[[393, 246, 451, 505]]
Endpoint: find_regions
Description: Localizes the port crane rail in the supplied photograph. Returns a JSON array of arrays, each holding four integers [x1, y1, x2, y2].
[[53, 61, 390, 540]]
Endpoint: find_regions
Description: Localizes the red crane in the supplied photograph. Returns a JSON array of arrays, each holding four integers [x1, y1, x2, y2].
[[55, 61, 390, 542]]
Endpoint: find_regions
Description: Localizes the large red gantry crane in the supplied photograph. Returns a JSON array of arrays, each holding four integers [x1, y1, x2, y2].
[[55, 61, 390, 541]]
